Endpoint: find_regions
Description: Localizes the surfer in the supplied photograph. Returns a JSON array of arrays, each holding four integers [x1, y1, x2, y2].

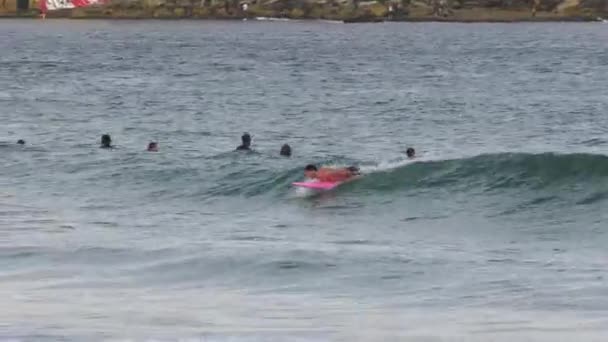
[[280, 144, 292, 157], [406, 147, 415, 159], [100, 134, 113, 149], [236, 133, 252, 151], [304, 164, 360, 182], [147, 142, 159, 152]]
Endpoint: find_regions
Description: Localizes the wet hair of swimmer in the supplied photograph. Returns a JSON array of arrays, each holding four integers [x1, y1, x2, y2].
[[305, 164, 318, 172], [406, 147, 415, 158], [147, 142, 158, 151], [236, 133, 252, 151], [242, 133, 251, 146], [101, 134, 112, 148], [17, 139, 25, 145], [280, 144, 292, 157], [347, 166, 360, 175]]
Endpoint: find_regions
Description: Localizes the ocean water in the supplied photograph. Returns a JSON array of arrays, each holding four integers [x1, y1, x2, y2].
[[1, 19, 608, 341]]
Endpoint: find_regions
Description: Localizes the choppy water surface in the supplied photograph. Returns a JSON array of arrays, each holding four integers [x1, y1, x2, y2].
[[1, 19, 608, 341]]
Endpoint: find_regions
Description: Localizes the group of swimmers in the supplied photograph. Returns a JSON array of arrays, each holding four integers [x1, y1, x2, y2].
[[14, 132, 415, 183], [233, 132, 416, 182], [98, 132, 287, 156], [235, 132, 293, 157], [304, 146, 415, 182], [99, 134, 160, 152]]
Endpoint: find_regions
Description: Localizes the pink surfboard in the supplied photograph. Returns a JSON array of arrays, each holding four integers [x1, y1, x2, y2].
[[292, 181, 341, 190]]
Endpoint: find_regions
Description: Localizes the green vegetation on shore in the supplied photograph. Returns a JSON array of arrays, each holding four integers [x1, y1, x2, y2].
[[0, 0, 606, 21]]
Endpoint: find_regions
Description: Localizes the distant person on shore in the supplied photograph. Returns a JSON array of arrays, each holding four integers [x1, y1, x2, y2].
[[406, 147, 415, 159], [236, 133, 252, 151], [280, 144, 292, 157], [17, 139, 25, 145], [147, 142, 159, 152], [100, 134, 113, 149]]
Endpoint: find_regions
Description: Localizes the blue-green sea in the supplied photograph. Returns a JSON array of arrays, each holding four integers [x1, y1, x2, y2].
[[1, 19, 608, 341]]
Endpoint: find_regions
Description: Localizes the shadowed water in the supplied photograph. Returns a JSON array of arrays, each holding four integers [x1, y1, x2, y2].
[[1, 19, 608, 341]]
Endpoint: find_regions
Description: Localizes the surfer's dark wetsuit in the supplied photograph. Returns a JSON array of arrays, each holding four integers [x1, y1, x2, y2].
[[236, 133, 252, 151]]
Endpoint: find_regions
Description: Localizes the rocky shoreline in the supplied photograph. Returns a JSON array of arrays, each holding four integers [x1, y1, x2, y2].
[[0, 0, 606, 22]]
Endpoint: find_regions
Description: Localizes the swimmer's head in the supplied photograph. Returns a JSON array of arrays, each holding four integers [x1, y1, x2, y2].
[[241, 133, 251, 147], [347, 166, 360, 175], [280, 144, 292, 157], [147, 142, 158, 152], [101, 134, 112, 148], [304, 164, 318, 179], [406, 147, 415, 159], [17, 139, 25, 145]]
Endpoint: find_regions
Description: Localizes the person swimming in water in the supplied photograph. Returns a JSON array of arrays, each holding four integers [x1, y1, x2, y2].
[[236, 133, 251, 151], [17, 139, 25, 145], [100, 134, 113, 149], [406, 147, 415, 159], [280, 143, 291, 157], [304, 164, 360, 182], [147, 142, 159, 152]]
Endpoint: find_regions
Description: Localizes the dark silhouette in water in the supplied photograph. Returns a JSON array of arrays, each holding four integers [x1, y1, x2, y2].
[[236, 133, 251, 151], [280, 144, 291, 157], [406, 147, 415, 159], [17, 139, 25, 145], [100, 134, 113, 148], [147, 142, 159, 152]]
